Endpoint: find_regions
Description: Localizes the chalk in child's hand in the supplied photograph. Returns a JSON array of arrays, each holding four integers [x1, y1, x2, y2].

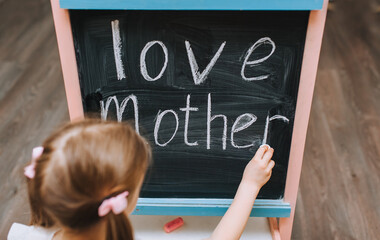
[[164, 217, 184, 233], [260, 144, 270, 150]]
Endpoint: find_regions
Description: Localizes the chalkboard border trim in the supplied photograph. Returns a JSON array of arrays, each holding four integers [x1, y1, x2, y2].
[[133, 198, 291, 217], [59, 0, 323, 11]]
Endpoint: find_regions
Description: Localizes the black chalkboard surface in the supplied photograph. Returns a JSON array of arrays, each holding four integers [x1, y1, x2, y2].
[[70, 10, 308, 199]]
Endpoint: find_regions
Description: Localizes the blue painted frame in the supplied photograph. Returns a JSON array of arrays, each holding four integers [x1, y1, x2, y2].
[[133, 198, 291, 217], [60, 0, 323, 10]]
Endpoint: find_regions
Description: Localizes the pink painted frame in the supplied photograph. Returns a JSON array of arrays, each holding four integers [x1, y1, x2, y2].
[[50, 0, 328, 238], [278, 0, 328, 239], [51, 0, 84, 121]]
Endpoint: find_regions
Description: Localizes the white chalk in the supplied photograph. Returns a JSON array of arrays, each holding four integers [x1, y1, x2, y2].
[[207, 93, 227, 150], [179, 94, 199, 146], [111, 20, 126, 80], [241, 37, 276, 81], [154, 109, 179, 147], [231, 113, 257, 149], [262, 114, 289, 145], [100, 95, 140, 134], [260, 144, 271, 149], [140, 41, 168, 81], [186, 41, 226, 85]]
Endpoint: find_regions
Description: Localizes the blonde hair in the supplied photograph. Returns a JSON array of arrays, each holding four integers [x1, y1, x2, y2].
[[26, 119, 151, 240]]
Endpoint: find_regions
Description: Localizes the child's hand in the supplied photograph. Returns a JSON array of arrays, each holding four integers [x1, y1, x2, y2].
[[208, 145, 275, 240], [242, 145, 275, 190]]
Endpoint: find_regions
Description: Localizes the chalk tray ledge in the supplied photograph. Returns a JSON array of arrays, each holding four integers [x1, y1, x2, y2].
[[133, 198, 291, 218]]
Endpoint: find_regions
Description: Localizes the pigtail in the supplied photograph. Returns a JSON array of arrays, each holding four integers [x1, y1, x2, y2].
[[106, 213, 134, 240], [27, 177, 54, 227]]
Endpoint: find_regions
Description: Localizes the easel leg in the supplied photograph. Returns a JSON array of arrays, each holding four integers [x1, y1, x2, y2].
[[268, 218, 281, 240]]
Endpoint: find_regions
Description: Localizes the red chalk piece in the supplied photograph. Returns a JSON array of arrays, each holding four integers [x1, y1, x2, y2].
[[164, 217, 184, 233]]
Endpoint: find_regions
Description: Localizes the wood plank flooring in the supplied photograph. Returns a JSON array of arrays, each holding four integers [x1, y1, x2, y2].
[[0, 0, 69, 237], [293, 1, 380, 239], [0, 0, 379, 239]]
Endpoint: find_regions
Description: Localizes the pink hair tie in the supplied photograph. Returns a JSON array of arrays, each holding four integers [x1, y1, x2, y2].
[[24, 146, 44, 179], [98, 191, 129, 217]]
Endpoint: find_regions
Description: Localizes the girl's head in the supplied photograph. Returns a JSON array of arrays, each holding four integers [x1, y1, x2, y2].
[[26, 119, 151, 239]]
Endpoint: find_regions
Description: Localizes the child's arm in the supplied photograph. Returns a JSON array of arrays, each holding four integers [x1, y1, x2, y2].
[[207, 145, 275, 240]]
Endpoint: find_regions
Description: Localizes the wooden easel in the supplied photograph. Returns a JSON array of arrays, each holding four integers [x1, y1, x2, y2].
[[50, 0, 328, 239]]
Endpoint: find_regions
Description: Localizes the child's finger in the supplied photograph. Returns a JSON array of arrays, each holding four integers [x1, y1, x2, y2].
[[266, 160, 275, 171], [254, 145, 269, 160], [262, 147, 274, 164]]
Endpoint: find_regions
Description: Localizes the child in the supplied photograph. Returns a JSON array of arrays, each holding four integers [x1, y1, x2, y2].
[[8, 119, 274, 240]]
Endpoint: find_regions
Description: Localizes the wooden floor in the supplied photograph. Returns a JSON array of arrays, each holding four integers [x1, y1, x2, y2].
[[293, 1, 380, 239], [0, 0, 379, 239]]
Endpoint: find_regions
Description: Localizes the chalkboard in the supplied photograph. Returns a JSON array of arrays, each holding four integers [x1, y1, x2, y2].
[[70, 10, 309, 200]]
